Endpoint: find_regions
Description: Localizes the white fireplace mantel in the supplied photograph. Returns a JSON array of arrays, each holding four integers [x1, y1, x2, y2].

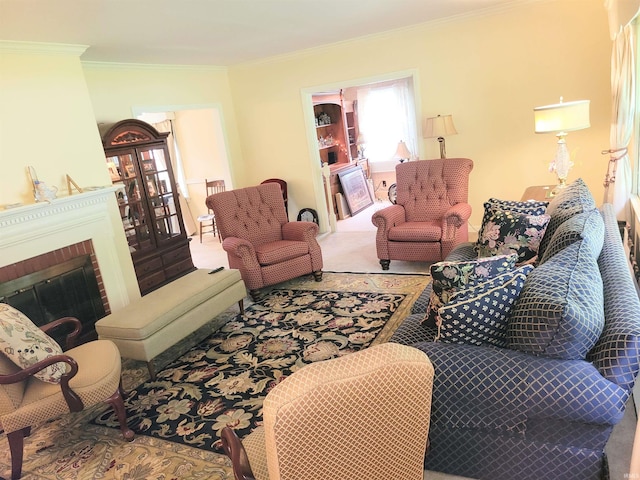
[[0, 187, 140, 311]]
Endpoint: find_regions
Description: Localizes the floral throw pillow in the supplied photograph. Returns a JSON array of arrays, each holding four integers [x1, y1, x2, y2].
[[475, 209, 550, 264], [436, 265, 533, 348], [0, 303, 65, 384], [422, 253, 518, 328]]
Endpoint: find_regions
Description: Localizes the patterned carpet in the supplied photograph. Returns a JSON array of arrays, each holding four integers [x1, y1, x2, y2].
[[0, 272, 429, 479]]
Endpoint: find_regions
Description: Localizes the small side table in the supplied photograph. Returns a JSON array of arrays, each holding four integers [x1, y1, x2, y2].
[[521, 185, 556, 202]]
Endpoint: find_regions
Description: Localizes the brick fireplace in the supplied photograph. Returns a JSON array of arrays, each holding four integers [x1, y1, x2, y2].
[[0, 187, 140, 324]]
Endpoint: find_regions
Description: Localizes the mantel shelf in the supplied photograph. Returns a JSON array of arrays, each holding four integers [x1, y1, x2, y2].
[[319, 144, 337, 150], [316, 124, 333, 129]]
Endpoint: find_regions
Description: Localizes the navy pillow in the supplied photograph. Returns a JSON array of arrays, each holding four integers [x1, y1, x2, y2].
[[539, 209, 604, 264], [436, 265, 533, 348], [423, 254, 518, 328], [507, 239, 605, 360], [475, 209, 550, 264], [537, 178, 596, 260]]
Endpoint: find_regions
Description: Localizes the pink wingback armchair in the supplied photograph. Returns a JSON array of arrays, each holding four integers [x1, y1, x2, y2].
[[207, 183, 323, 299], [372, 158, 473, 270]]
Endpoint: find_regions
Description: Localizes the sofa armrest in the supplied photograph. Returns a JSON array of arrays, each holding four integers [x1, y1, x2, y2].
[[414, 341, 628, 431]]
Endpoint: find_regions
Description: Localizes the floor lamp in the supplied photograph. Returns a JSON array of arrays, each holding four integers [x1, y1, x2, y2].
[[534, 98, 590, 196], [424, 114, 458, 159]]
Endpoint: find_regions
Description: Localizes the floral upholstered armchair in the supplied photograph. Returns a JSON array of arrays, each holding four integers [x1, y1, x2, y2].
[[372, 158, 473, 269], [207, 182, 323, 300]]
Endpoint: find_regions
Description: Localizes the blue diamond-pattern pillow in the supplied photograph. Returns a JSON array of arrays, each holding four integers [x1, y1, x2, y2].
[[475, 209, 550, 263], [539, 208, 604, 264], [508, 239, 605, 360], [537, 178, 596, 260], [423, 254, 518, 328], [436, 265, 533, 347]]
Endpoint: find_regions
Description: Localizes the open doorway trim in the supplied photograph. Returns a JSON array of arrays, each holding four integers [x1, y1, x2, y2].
[[300, 69, 423, 233]]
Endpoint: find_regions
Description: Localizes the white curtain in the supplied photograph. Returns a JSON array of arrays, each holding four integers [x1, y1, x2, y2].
[[356, 78, 418, 171], [604, 1, 639, 219]]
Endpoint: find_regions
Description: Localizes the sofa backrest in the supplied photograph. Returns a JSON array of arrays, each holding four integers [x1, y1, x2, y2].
[[207, 183, 288, 247], [587, 203, 640, 392], [395, 158, 473, 222]]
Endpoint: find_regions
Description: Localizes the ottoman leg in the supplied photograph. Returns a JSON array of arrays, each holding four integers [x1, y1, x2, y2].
[[147, 361, 157, 381]]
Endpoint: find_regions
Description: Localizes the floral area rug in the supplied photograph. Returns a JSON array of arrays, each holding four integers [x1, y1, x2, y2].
[[0, 272, 429, 479]]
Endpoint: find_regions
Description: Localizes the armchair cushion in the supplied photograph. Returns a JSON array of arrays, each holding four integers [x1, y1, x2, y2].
[[476, 209, 550, 263], [0, 304, 65, 384], [255, 240, 309, 266], [437, 265, 532, 347], [424, 253, 518, 327], [508, 239, 605, 360], [388, 221, 441, 242]]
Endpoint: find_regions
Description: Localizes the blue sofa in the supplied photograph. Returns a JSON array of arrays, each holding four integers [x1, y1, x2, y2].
[[391, 182, 640, 480]]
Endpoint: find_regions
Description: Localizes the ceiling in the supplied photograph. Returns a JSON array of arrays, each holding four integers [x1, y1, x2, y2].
[[0, 0, 527, 66]]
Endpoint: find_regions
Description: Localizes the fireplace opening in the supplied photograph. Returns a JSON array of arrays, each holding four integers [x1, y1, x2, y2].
[[0, 255, 106, 347]]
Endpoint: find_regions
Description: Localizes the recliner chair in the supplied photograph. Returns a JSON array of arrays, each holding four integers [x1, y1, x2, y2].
[[207, 182, 323, 300], [221, 342, 434, 480], [372, 158, 473, 269]]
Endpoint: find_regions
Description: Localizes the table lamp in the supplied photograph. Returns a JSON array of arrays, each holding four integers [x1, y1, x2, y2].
[[534, 97, 590, 195], [356, 133, 366, 159], [394, 140, 412, 163], [423, 114, 458, 159]]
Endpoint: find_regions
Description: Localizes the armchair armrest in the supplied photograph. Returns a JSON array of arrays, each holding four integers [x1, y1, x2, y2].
[[40, 316, 82, 350], [0, 353, 84, 412], [221, 426, 256, 480], [222, 237, 258, 264], [415, 341, 627, 430], [282, 221, 319, 242], [442, 203, 472, 239], [371, 204, 406, 233]]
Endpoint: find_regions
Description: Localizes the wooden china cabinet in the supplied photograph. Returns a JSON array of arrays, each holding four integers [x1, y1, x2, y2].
[[100, 119, 195, 295]]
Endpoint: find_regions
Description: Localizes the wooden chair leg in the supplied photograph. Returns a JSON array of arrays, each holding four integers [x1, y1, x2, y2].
[[105, 381, 135, 441], [221, 427, 256, 480], [238, 299, 244, 315], [7, 427, 27, 480], [199, 222, 203, 243]]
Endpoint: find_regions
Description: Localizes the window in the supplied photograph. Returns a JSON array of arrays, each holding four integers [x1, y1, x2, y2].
[[356, 78, 418, 171]]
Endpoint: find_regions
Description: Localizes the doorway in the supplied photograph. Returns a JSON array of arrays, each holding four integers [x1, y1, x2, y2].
[[133, 105, 233, 238], [302, 69, 422, 233]]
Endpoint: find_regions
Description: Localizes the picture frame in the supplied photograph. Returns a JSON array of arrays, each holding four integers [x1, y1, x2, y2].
[[338, 166, 373, 216], [124, 164, 136, 178]]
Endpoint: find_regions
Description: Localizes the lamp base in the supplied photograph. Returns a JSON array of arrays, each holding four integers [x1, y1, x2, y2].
[[551, 177, 568, 197]]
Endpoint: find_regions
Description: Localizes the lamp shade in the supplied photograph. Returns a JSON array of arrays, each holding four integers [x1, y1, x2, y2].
[[423, 114, 458, 138], [394, 140, 412, 160], [534, 99, 590, 133]]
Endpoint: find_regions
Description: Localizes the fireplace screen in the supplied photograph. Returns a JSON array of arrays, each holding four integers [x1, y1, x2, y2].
[[0, 255, 106, 346]]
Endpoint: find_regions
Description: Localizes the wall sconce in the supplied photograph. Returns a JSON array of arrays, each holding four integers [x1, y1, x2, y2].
[[534, 97, 590, 195], [394, 140, 412, 163], [423, 114, 458, 159]]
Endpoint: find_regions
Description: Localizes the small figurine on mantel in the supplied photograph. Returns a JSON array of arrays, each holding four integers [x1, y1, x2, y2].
[[34, 180, 58, 202], [27, 166, 58, 203]]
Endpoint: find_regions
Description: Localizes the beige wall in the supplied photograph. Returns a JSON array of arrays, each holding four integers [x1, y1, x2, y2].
[[227, 0, 612, 229], [176, 108, 233, 226], [0, 49, 109, 204], [81, 63, 246, 188]]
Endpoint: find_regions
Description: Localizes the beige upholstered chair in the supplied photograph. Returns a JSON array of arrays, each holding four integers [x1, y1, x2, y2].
[[372, 158, 473, 269], [207, 182, 323, 300], [196, 179, 226, 243], [221, 342, 434, 480], [0, 305, 134, 480]]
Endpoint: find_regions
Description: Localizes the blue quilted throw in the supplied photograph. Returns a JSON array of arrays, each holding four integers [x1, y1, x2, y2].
[[92, 288, 406, 452]]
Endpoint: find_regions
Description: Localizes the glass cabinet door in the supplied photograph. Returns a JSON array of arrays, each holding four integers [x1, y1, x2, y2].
[[106, 152, 152, 254], [137, 146, 183, 245]]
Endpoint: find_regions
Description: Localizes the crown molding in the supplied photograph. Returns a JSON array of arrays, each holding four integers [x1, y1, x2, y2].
[[81, 61, 227, 72], [0, 40, 88, 56]]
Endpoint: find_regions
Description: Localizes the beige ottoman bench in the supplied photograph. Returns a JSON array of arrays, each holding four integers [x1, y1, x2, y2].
[[95, 268, 246, 379]]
